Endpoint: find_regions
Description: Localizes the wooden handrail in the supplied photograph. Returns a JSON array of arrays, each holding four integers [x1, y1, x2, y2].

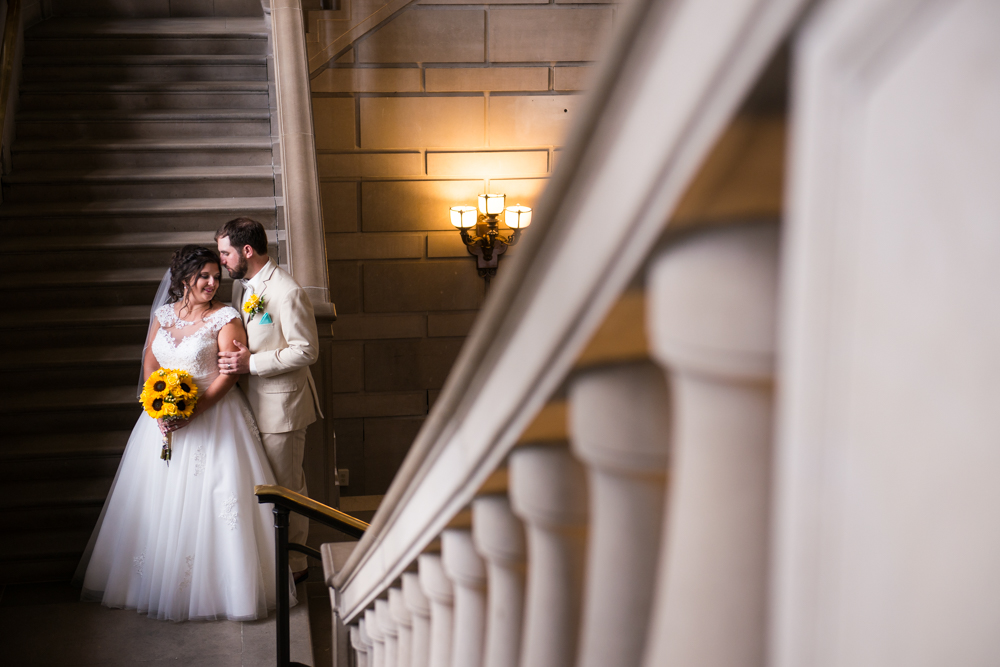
[[254, 483, 369, 538], [0, 0, 21, 167]]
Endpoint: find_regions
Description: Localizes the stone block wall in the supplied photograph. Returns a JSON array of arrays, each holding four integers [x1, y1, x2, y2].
[[308, 0, 617, 495]]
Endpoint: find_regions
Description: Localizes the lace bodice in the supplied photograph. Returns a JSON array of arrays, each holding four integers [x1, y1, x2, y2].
[[151, 304, 240, 387]]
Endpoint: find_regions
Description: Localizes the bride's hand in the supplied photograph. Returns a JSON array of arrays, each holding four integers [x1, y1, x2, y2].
[[159, 417, 190, 433]]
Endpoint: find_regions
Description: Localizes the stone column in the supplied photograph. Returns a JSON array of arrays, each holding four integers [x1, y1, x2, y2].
[[569, 361, 672, 667], [509, 445, 589, 667], [472, 494, 527, 667], [269, 0, 331, 308], [351, 624, 370, 667], [442, 528, 488, 667], [419, 553, 455, 667], [377, 598, 399, 667], [366, 607, 386, 667], [642, 222, 779, 667], [390, 587, 414, 667], [403, 572, 432, 667]]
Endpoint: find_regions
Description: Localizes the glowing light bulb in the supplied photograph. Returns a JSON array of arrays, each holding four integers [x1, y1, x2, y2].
[[478, 193, 506, 216], [450, 206, 477, 229], [505, 205, 532, 229]]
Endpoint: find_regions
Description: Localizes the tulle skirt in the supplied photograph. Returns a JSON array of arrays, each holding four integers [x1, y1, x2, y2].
[[75, 389, 291, 621]]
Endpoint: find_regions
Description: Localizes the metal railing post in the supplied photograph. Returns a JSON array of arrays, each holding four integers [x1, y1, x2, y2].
[[273, 504, 292, 667]]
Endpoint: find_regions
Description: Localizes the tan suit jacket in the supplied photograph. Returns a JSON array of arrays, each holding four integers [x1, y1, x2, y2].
[[232, 263, 323, 434]]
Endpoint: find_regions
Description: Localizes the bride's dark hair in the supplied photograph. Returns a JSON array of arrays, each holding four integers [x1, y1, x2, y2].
[[168, 245, 222, 305]]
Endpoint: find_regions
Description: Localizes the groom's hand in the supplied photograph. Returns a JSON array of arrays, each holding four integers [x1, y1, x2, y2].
[[219, 341, 251, 375]]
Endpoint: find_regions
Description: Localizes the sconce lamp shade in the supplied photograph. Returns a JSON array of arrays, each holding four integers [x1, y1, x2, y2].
[[450, 206, 478, 229], [478, 193, 506, 216], [505, 205, 532, 229]]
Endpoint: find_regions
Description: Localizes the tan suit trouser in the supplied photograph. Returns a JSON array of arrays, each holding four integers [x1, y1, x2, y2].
[[261, 428, 309, 572]]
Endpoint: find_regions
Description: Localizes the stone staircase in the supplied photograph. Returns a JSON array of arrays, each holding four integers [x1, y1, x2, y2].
[[0, 17, 279, 583]]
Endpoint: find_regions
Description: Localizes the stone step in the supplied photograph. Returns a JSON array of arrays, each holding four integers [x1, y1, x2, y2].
[[0, 230, 278, 272], [19, 80, 270, 111], [0, 305, 150, 348], [0, 386, 142, 435], [0, 343, 143, 386], [0, 429, 129, 481], [1, 267, 235, 309], [2, 454, 121, 485], [12, 136, 274, 170], [0, 476, 112, 511], [0, 505, 104, 537], [0, 557, 80, 584], [25, 18, 268, 58], [0, 529, 93, 566], [21, 54, 268, 82], [26, 35, 268, 56], [3, 165, 276, 201], [16, 108, 272, 140], [0, 196, 277, 235]]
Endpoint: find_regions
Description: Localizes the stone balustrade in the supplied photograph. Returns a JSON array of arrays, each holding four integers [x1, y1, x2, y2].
[[332, 220, 780, 667], [317, 0, 999, 665]]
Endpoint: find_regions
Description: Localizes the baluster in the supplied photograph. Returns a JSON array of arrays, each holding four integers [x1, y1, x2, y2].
[[509, 445, 589, 667], [403, 572, 432, 667], [351, 624, 370, 667], [359, 617, 376, 667], [473, 494, 527, 667], [366, 607, 386, 667], [419, 553, 455, 667], [442, 528, 488, 667], [377, 599, 399, 667], [390, 587, 413, 667], [569, 361, 672, 667], [643, 222, 779, 667]]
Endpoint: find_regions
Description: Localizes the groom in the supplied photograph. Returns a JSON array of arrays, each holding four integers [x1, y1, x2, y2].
[[216, 217, 322, 581]]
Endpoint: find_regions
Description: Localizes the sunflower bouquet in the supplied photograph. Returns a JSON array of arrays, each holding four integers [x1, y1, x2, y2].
[[140, 368, 199, 463]]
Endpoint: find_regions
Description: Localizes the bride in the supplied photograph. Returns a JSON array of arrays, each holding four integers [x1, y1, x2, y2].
[[74, 244, 290, 621]]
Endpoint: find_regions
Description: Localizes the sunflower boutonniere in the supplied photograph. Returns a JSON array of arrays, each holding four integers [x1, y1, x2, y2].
[[243, 293, 265, 321]]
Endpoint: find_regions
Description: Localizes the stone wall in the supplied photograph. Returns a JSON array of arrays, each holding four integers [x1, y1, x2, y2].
[[308, 0, 617, 495]]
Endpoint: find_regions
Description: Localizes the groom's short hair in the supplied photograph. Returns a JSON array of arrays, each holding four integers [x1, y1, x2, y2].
[[216, 217, 268, 256]]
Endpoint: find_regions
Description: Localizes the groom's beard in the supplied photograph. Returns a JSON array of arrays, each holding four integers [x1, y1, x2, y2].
[[227, 255, 249, 280]]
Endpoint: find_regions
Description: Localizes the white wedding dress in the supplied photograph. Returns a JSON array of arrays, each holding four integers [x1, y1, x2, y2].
[[75, 303, 292, 621]]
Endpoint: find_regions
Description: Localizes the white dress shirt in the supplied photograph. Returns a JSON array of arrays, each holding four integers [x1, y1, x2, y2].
[[242, 258, 274, 376]]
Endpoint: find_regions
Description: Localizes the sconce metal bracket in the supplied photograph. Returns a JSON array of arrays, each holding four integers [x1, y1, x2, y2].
[[459, 214, 522, 278]]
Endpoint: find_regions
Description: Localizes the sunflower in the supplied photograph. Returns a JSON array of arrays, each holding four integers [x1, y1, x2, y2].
[[140, 368, 199, 421], [243, 293, 263, 315], [141, 391, 168, 420]]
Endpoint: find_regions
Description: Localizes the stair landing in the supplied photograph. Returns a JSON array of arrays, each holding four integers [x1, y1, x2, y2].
[[0, 580, 315, 667]]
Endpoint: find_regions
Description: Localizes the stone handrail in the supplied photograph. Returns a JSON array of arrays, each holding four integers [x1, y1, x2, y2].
[[328, 0, 808, 622], [266, 0, 334, 315], [306, 0, 419, 74]]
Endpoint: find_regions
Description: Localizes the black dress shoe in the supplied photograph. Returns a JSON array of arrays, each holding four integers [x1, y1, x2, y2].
[[293, 569, 309, 585]]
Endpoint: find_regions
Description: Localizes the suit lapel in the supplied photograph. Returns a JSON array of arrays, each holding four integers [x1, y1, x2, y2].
[[233, 280, 249, 325], [257, 262, 277, 304]]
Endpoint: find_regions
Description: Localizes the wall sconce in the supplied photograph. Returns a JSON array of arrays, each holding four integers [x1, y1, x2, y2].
[[450, 193, 532, 281]]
